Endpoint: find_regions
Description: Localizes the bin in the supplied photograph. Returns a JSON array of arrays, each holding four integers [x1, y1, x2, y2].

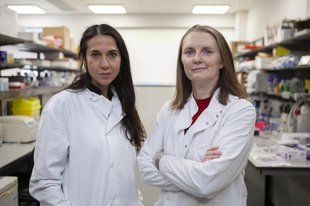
[[12, 97, 41, 121]]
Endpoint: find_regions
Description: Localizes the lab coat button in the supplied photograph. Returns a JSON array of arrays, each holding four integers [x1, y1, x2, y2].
[[220, 110, 223, 113], [216, 114, 219, 118], [110, 163, 114, 168], [185, 145, 187, 148], [206, 122, 209, 125]]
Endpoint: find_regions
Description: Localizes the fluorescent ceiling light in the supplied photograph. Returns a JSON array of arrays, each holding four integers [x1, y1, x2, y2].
[[192, 5, 230, 14], [88, 5, 126, 14], [7, 5, 45, 14]]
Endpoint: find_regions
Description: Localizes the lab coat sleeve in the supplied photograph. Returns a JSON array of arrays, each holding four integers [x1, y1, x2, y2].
[[137, 103, 180, 192], [158, 100, 256, 199], [29, 96, 71, 206]]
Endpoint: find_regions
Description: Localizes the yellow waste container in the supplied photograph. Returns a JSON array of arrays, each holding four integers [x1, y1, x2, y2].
[[12, 97, 41, 121]]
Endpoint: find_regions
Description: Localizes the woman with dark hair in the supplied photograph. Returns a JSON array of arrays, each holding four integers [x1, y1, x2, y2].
[[138, 25, 256, 206], [30, 24, 146, 206]]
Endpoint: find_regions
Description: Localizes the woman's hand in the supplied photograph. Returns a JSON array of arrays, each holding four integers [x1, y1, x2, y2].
[[203, 146, 222, 162], [154, 150, 164, 169]]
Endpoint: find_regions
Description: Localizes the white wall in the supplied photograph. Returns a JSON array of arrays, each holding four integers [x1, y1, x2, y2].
[[135, 85, 175, 205], [245, 0, 309, 41], [17, 14, 235, 85], [120, 28, 183, 85], [135, 85, 175, 134], [120, 28, 234, 85], [17, 13, 235, 45], [234, 10, 248, 40]]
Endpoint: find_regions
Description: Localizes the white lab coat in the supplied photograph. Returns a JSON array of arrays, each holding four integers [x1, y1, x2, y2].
[[30, 88, 142, 206], [137, 89, 256, 206]]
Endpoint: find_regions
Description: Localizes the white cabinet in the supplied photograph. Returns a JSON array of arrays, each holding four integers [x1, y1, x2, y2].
[[0, 176, 18, 206]]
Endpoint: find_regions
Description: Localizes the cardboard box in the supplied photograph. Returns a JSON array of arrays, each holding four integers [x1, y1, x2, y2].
[[230, 41, 249, 55], [42, 26, 70, 50], [255, 56, 274, 69]]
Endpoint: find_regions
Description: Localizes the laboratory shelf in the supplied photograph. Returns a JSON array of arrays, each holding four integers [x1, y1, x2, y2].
[[235, 32, 310, 59], [0, 86, 67, 100], [0, 33, 25, 45]]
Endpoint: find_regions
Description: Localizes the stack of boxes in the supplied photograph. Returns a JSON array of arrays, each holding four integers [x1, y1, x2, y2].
[[42, 26, 72, 51]]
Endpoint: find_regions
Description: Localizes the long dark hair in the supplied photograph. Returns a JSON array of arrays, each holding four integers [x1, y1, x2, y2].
[[67, 24, 146, 150], [171, 25, 246, 110]]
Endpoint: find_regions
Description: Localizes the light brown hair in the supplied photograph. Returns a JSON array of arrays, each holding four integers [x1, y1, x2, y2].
[[171, 25, 246, 110]]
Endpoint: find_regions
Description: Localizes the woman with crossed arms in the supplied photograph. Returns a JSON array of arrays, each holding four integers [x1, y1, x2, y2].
[[138, 25, 256, 206]]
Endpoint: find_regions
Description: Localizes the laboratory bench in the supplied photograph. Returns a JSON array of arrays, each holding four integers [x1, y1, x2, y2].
[[245, 136, 310, 206], [1, 138, 310, 206], [0, 142, 37, 205], [0, 142, 35, 176]]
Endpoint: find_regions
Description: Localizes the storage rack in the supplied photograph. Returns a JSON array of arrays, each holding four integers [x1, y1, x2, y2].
[[0, 33, 79, 115], [235, 32, 310, 102]]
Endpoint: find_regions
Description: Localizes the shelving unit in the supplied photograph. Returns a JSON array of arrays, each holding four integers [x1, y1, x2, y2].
[[239, 24, 310, 206], [235, 30, 310, 137], [0, 34, 25, 46], [248, 91, 310, 102], [0, 63, 79, 72], [235, 32, 310, 98], [0, 32, 79, 116], [235, 32, 310, 59], [0, 63, 23, 69], [0, 86, 67, 101], [17, 41, 76, 59], [0, 33, 78, 70], [245, 68, 309, 101]]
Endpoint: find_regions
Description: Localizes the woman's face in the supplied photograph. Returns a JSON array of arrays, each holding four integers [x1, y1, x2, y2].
[[181, 31, 223, 88], [86, 34, 121, 96]]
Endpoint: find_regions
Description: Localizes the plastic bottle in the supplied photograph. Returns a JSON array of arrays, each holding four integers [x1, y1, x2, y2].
[[297, 104, 310, 132]]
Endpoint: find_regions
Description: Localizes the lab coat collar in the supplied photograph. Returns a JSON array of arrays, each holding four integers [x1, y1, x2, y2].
[[175, 88, 225, 134], [85, 88, 112, 119], [190, 92, 225, 134], [87, 83, 101, 95], [106, 89, 124, 134], [174, 94, 197, 132], [85, 87, 124, 134]]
